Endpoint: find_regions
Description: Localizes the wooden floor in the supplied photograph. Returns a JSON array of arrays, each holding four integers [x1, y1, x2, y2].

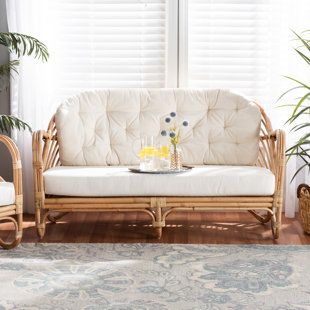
[[1, 212, 310, 244]]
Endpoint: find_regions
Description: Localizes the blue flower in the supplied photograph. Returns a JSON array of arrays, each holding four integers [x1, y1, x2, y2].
[[165, 117, 171, 123], [170, 112, 176, 117], [169, 132, 176, 138], [161, 130, 167, 136], [182, 120, 189, 127]]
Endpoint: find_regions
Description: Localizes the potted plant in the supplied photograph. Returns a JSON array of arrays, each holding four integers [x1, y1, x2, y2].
[[0, 32, 48, 133], [281, 30, 310, 233]]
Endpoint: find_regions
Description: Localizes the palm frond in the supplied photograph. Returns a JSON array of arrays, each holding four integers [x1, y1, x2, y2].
[[276, 86, 304, 103], [291, 91, 310, 117], [295, 48, 310, 66], [0, 60, 20, 75], [283, 76, 310, 90], [0, 32, 49, 62], [290, 163, 309, 182], [290, 122, 310, 132], [286, 105, 310, 125], [292, 30, 310, 53], [287, 147, 310, 156], [0, 115, 31, 133]]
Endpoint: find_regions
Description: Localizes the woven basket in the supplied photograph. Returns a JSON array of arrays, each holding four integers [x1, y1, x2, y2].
[[297, 184, 310, 234]]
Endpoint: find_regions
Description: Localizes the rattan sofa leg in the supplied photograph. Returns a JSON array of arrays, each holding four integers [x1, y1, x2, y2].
[[37, 225, 46, 239], [152, 197, 165, 239], [155, 227, 162, 239], [271, 214, 279, 239], [248, 210, 272, 224], [35, 205, 46, 239], [271, 201, 282, 239], [47, 211, 69, 223]]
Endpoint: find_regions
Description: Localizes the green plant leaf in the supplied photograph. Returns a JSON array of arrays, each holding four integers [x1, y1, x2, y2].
[[295, 48, 310, 65], [276, 86, 304, 103], [288, 148, 310, 155], [290, 163, 309, 182], [290, 122, 310, 132], [292, 30, 310, 53], [286, 141, 310, 153], [284, 76, 310, 90], [286, 140, 310, 162], [286, 105, 310, 125], [291, 91, 310, 117], [297, 132, 310, 145], [276, 103, 307, 109], [0, 115, 32, 133], [0, 60, 20, 76], [0, 32, 49, 62]]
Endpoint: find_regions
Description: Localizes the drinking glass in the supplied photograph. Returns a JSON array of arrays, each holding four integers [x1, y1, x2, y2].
[[158, 145, 170, 170], [140, 136, 156, 171]]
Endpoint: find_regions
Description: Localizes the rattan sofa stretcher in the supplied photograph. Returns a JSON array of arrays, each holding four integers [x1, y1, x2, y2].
[[32, 89, 285, 239]]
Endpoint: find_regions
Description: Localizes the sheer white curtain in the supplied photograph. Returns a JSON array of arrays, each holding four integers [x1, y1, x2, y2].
[[6, 0, 55, 213], [6, 0, 167, 213], [184, 0, 310, 217]]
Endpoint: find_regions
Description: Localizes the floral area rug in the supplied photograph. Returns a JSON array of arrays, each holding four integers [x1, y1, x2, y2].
[[0, 244, 309, 309]]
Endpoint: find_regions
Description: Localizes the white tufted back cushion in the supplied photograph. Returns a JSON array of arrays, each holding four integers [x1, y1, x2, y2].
[[55, 89, 261, 166]]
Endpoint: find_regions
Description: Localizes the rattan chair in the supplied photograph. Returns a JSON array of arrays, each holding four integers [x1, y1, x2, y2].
[[0, 135, 23, 249]]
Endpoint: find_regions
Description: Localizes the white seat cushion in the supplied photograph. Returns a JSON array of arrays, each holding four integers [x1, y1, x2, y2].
[[0, 182, 15, 206], [43, 166, 275, 197]]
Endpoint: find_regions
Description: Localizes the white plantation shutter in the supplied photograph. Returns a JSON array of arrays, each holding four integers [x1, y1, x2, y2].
[[186, 0, 283, 100], [48, 0, 166, 100]]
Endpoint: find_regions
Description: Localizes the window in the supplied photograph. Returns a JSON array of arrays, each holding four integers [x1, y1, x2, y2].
[[184, 0, 282, 101], [28, 0, 302, 104], [49, 0, 166, 99]]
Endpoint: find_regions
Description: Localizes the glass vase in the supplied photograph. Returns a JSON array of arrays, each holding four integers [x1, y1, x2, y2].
[[170, 144, 182, 170]]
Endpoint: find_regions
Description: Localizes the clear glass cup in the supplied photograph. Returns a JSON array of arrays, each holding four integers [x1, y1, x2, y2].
[[140, 136, 156, 171], [158, 145, 170, 170]]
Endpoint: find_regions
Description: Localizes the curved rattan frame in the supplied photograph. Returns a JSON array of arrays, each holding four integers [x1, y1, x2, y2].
[[0, 135, 23, 249], [32, 102, 285, 239]]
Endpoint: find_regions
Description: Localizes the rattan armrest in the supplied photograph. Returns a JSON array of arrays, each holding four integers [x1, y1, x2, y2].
[[0, 135, 22, 197], [32, 130, 47, 204], [273, 129, 286, 193], [32, 130, 46, 169]]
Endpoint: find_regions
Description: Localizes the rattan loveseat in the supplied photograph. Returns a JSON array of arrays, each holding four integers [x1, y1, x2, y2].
[[33, 89, 285, 239]]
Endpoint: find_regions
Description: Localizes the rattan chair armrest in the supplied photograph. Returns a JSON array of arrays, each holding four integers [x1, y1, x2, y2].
[[32, 130, 48, 205], [32, 130, 46, 169], [273, 129, 286, 193], [33, 126, 60, 203], [0, 135, 23, 196]]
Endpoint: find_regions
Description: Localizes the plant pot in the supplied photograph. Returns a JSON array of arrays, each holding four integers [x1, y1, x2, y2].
[[297, 183, 310, 234]]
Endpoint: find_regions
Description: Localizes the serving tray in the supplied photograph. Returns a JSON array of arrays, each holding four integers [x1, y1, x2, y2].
[[128, 166, 192, 174]]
